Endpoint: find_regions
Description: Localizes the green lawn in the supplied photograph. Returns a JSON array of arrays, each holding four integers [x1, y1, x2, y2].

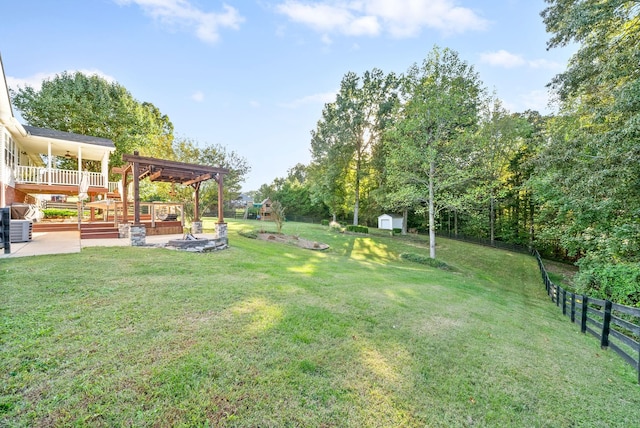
[[1, 219, 638, 427]]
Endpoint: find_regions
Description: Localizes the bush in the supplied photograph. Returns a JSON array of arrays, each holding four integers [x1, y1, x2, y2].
[[42, 208, 77, 219], [346, 225, 369, 234], [400, 253, 450, 270], [237, 230, 258, 239], [576, 261, 640, 307], [321, 219, 329, 226]]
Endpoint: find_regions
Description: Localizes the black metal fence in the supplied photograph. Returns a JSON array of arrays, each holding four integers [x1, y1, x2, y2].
[[436, 231, 640, 383], [532, 249, 640, 383]]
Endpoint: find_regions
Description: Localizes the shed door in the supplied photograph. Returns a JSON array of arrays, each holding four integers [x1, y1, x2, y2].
[[380, 219, 390, 229]]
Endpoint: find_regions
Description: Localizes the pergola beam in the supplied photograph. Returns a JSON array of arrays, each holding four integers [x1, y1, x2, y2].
[[118, 152, 230, 226]]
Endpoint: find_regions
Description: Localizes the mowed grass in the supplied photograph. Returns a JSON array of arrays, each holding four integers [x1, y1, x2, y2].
[[1, 219, 639, 427]]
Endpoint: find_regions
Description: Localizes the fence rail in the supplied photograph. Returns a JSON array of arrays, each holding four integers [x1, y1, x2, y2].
[[533, 249, 640, 383]]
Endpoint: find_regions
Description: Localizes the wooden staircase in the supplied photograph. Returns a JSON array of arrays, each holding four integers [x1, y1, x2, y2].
[[33, 222, 78, 233], [80, 223, 120, 239], [33, 222, 120, 239]]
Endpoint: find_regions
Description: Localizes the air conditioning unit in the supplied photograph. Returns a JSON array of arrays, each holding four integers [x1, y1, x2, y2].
[[10, 220, 33, 242]]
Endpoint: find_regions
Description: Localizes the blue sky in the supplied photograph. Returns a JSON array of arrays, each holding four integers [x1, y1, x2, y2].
[[0, 0, 573, 192]]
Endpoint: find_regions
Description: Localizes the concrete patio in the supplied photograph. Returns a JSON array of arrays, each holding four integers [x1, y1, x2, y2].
[[0, 231, 219, 258]]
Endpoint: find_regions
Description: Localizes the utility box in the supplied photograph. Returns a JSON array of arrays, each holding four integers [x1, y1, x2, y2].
[[10, 220, 33, 242]]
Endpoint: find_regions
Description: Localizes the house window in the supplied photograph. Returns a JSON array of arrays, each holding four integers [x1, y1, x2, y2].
[[3, 131, 16, 170]]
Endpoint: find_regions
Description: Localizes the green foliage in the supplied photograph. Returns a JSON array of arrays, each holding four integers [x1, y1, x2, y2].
[[400, 252, 450, 270], [321, 219, 329, 226], [237, 229, 258, 239], [11, 71, 174, 171], [575, 259, 640, 307], [346, 225, 368, 234], [42, 208, 77, 218], [309, 69, 399, 225]]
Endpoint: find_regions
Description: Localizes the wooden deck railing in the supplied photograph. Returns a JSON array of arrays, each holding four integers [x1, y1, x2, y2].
[[15, 166, 106, 187]]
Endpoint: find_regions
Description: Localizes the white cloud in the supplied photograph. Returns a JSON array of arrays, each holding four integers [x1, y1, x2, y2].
[[276, 0, 487, 38], [7, 70, 117, 92], [191, 91, 204, 102], [481, 50, 564, 71], [279, 90, 337, 108], [249, 100, 261, 108], [528, 58, 563, 70], [520, 89, 555, 113], [115, 0, 244, 43], [479, 50, 525, 68]]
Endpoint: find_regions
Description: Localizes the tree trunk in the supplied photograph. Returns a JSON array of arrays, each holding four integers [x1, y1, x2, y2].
[[490, 194, 495, 245], [454, 209, 458, 236], [402, 208, 408, 235], [353, 166, 360, 226], [429, 161, 436, 259]]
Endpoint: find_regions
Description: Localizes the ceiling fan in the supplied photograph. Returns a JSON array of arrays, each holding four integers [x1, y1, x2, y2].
[[64, 151, 76, 159]]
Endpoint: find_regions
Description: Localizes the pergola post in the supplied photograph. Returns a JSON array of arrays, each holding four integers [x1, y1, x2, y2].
[[217, 173, 224, 224], [133, 153, 140, 225], [193, 182, 201, 222]]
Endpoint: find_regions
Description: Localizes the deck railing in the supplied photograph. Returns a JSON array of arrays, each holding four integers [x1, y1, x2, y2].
[[15, 166, 106, 188]]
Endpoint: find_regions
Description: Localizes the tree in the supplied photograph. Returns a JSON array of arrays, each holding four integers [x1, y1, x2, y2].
[[11, 71, 174, 170], [310, 69, 398, 225], [469, 97, 531, 245], [271, 200, 285, 234], [540, 0, 640, 303], [385, 46, 484, 258], [172, 138, 250, 216]]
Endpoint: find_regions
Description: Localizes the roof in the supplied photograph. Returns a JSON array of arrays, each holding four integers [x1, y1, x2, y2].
[[378, 213, 404, 219], [23, 125, 115, 149], [121, 153, 229, 186]]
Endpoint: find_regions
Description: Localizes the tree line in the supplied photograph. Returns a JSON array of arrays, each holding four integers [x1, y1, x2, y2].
[[256, 1, 640, 307]]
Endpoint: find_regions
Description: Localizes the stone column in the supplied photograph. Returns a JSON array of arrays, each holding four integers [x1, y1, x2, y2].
[[191, 221, 203, 234], [130, 224, 146, 246], [118, 223, 130, 238], [214, 222, 228, 244]]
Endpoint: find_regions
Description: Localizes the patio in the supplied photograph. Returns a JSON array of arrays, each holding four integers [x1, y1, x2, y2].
[[0, 230, 219, 258]]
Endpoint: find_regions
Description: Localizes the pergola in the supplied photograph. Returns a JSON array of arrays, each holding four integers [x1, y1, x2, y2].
[[115, 152, 229, 225]]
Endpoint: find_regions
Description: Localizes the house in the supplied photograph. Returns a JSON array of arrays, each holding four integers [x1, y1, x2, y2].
[[0, 54, 116, 210], [377, 213, 404, 230], [258, 198, 272, 221]]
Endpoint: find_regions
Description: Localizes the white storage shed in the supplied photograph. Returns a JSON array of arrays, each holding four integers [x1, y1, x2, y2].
[[377, 214, 404, 230]]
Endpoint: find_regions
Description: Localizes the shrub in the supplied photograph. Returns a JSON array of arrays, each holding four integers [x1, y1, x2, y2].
[[321, 219, 329, 226], [329, 221, 343, 232], [400, 252, 450, 270], [42, 208, 77, 219], [237, 230, 258, 239], [576, 261, 640, 307], [346, 225, 369, 234]]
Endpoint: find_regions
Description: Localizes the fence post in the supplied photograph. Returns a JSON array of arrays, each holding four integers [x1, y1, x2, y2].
[[581, 295, 588, 333], [562, 289, 567, 315], [570, 293, 576, 323], [1, 207, 10, 254], [600, 300, 612, 349]]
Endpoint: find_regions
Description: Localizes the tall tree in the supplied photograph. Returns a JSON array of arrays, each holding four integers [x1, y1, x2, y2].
[[385, 46, 484, 258], [470, 97, 530, 245], [540, 0, 640, 302], [310, 69, 398, 225], [11, 71, 174, 170]]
